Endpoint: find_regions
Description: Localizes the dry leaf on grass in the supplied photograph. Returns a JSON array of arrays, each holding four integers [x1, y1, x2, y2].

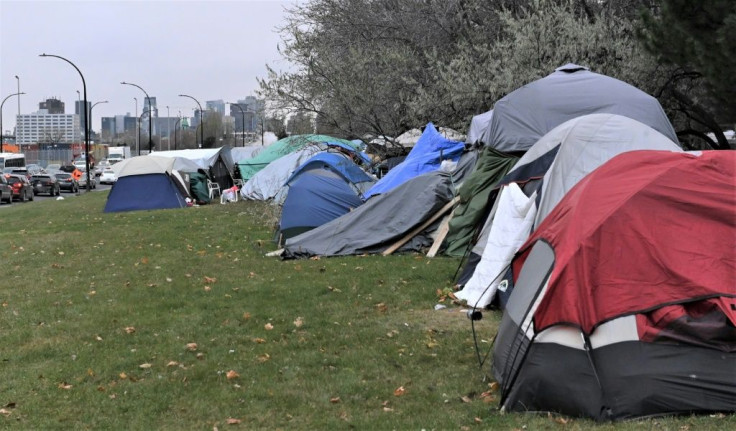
[[204, 276, 217, 284], [330, 397, 341, 403], [124, 326, 136, 334], [264, 323, 273, 330], [226, 418, 241, 425], [186, 343, 198, 351], [252, 338, 266, 344], [167, 361, 179, 367], [204, 286, 212, 292], [393, 386, 406, 396], [257, 353, 270, 363], [242, 312, 252, 320], [293, 317, 304, 328], [58, 382, 72, 390], [119, 372, 127, 380], [139, 363, 152, 369], [375, 303, 388, 313], [0, 408, 11, 417], [460, 395, 472, 403], [226, 370, 239, 380]]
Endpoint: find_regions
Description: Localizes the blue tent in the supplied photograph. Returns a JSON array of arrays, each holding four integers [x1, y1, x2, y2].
[[104, 156, 195, 213], [279, 153, 375, 240], [363, 123, 465, 199]]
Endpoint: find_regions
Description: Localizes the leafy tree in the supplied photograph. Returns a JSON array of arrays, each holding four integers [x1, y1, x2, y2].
[[639, 0, 735, 149]]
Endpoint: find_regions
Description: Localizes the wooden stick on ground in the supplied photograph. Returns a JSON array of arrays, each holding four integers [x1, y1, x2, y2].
[[382, 196, 460, 256]]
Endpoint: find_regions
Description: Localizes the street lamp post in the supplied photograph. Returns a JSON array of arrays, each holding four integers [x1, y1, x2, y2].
[[228, 102, 246, 147], [39, 53, 92, 191], [174, 116, 182, 150], [178, 94, 203, 148], [134, 97, 139, 155], [121, 81, 154, 153], [1, 92, 25, 152], [166, 106, 170, 150], [15, 76, 20, 118], [88, 100, 108, 157]]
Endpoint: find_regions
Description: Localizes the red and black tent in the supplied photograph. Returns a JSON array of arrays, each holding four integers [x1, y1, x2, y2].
[[492, 150, 735, 420]]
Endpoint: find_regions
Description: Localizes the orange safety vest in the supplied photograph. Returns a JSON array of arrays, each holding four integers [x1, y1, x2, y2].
[[72, 169, 82, 180]]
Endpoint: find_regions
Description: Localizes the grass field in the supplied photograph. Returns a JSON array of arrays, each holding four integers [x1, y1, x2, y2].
[[0, 192, 733, 430]]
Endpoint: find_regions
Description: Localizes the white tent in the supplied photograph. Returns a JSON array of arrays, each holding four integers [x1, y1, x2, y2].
[[456, 114, 683, 308]]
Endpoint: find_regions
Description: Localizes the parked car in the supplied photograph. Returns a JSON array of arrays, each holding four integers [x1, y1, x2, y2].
[[0, 175, 13, 204], [99, 167, 117, 184], [54, 172, 80, 193], [31, 174, 61, 196], [94, 159, 110, 177], [6, 174, 34, 202], [25, 164, 44, 175], [77, 172, 97, 189], [45, 163, 61, 173]]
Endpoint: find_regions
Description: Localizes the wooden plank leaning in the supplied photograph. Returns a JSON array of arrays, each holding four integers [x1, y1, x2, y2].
[[381, 196, 461, 256]]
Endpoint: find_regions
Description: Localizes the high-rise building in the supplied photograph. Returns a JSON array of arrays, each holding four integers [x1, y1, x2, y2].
[[39, 98, 64, 114], [16, 109, 80, 145], [75, 100, 92, 137], [229, 97, 264, 133], [206, 100, 225, 119]]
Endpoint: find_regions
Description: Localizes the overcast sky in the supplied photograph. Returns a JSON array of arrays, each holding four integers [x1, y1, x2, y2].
[[0, 0, 297, 134]]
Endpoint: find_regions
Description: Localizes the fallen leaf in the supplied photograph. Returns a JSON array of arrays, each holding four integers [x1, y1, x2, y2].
[[125, 326, 136, 334], [257, 353, 270, 362], [252, 337, 266, 344], [393, 386, 406, 397], [58, 382, 72, 390], [196, 352, 205, 360], [226, 418, 241, 425], [140, 257, 148, 265], [474, 417, 482, 423], [264, 323, 273, 330], [460, 395, 472, 403], [293, 317, 304, 328], [95, 335, 103, 341], [375, 303, 388, 313], [382, 407, 394, 412], [204, 285, 212, 292], [553, 416, 570, 425], [204, 276, 217, 284], [242, 312, 251, 320], [226, 370, 239, 380], [0, 408, 11, 417], [186, 343, 198, 351], [330, 397, 341, 403], [139, 363, 152, 369], [119, 372, 127, 379]]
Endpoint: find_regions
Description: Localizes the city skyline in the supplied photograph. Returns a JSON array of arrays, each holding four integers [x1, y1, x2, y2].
[[0, 0, 297, 137]]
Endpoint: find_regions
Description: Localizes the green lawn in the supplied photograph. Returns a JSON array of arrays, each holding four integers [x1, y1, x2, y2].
[[0, 192, 732, 430]]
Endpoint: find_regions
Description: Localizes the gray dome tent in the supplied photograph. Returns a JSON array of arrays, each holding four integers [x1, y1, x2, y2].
[[486, 64, 679, 151]]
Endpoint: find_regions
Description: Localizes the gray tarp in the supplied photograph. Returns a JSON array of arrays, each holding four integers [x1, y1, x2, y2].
[[488, 64, 679, 152], [282, 152, 477, 258]]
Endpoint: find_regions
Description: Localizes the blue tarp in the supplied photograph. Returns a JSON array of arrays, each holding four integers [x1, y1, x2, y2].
[[104, 174, 188, 212], [363, 123, 465, 199]]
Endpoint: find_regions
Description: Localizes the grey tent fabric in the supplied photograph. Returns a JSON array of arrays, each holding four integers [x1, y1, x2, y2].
[[487, 64, 678, 152], [466, 110, 493, 145], [282, 152, 477, 258]]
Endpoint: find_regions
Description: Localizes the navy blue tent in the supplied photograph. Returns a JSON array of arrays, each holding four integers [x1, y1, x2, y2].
[[104, 156, 195, 213], [279, 153, 375, 240]]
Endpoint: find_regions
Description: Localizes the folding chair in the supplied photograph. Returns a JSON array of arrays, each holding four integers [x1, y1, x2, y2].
[[207, 179, 221, 200]]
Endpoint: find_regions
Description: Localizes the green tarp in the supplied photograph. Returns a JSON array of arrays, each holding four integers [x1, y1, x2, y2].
[[237, 134, 359, 180], [189, 171, 210, 204], [441, 147, 518, 257]]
